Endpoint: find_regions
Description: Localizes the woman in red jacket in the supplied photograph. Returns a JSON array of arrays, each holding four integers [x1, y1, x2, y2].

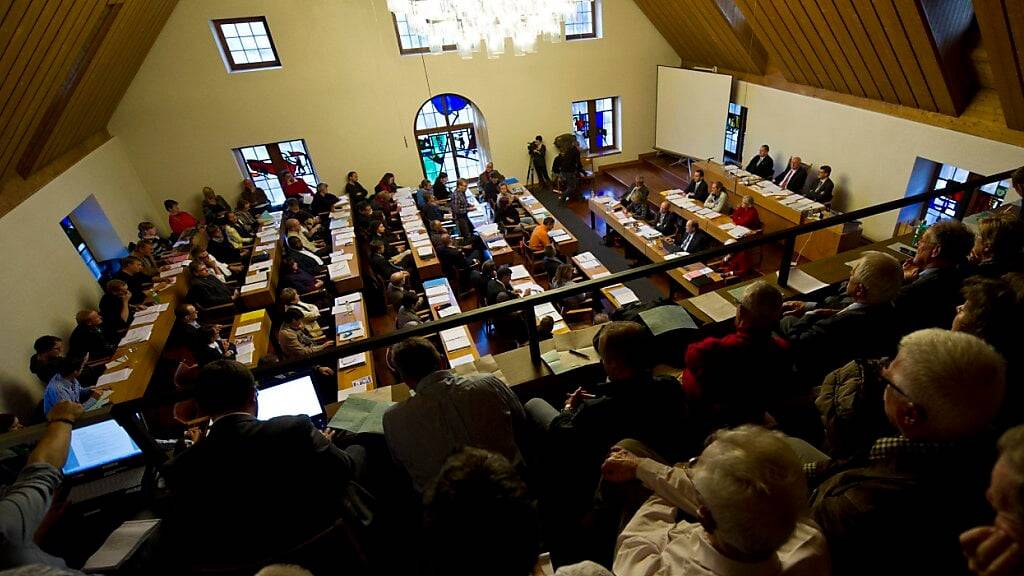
[[374, 172, 398, 195], [718, 195, 762, 278]]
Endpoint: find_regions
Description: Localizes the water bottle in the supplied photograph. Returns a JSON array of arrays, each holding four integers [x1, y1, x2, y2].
[[911, 219, 928, 247]]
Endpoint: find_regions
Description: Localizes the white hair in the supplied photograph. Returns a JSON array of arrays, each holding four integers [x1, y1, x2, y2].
[[997, 425, 1024, 518], [894, 329, 1006, 439], [255, 565, 313, 576], [739, 281, 783, 330], [692, 425, 807, 557], [849, 251, 902, 304]]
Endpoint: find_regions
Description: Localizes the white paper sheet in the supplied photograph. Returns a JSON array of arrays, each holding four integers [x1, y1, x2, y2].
[[235, 323, 261, 336], [97, 368, 133, 387], [786, 269, 829, 295]]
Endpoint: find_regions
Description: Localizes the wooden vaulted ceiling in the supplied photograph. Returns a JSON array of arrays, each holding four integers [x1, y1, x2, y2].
[[633, 0, 1024, 135], [0, 0, 179, 218]]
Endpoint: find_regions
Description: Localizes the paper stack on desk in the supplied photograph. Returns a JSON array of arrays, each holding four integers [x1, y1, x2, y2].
[[440, 328, 472, 352], [130, 312, 159, 327], [328, 261, 352, 278], [336, 292, 362, 305], [728, 225, 751, 238], [609, 286, 639, 305], [119, 326, 153, 347], [246, 270, 268, 284], [235, 323, 261, 336], [417, 246, 434, 258], [240, 281, 268, 293], [477, 223, 499, 235], [425, 284, 448, 297], [488, 238, 509, 249], [510, 265, 530, 281], [97, 367, 133, 387]]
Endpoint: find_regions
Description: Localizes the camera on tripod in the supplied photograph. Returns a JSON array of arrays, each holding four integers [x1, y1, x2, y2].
[[527, 141, 539, 154]]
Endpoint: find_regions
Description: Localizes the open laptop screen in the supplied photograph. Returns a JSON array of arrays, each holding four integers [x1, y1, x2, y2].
[[63, 419, 143, 476], [257, 375, 323, 421]]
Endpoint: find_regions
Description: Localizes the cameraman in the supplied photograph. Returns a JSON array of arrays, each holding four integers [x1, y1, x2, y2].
[[529, 136, 551, 185]]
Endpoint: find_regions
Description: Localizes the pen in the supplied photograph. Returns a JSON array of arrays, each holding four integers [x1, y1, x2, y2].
[[568, 349, 590, 359]]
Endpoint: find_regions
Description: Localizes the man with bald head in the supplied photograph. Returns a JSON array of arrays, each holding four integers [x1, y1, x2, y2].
[[809, 329, 1006, 576], [285, 218, 328, 256], [774, 155, 808, 192], [653, 202, 679, 236], [68, 310, 116, 360], [385, 271, 412, 310]]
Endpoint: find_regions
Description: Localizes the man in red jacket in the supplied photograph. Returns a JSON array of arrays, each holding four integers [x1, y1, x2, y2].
[[680, 280, 791, 429], [165, 199, 198, 236]]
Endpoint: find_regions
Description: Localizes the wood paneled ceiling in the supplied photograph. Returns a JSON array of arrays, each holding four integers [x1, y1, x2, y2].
[[0, 0, 178, 218], [634, 0, 1024, 134]]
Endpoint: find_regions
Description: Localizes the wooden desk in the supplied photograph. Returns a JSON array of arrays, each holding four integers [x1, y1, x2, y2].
[[590, 197, 723, 296], [570, 251, 634, 309], [394, 188, 443, 280], [655, 190, 744, 245], [510, 184, 579, 256], [333, 292, 377, 396], [507, 264, 571, 334], [477, 223, 516, 265], [327, 203, 364, 294], [240, 213, 283, 310], [229, 309, 271, 369], [423, 277, 481, 365]]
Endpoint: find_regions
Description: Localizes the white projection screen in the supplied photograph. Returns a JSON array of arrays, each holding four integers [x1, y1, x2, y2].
[[655, 66, 733, 162]]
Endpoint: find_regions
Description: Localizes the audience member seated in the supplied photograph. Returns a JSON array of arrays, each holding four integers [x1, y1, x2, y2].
[[205, 224, 246, 264], [681, 281, 791, 434], [684, 168, 709, 201], [190, 244, 241, 283], [113, 256, 151, 306], [129, 238, 161, 279], [164, 199, 198, 237], [369, 239, 404, 281], [677, 219, 712, 253], [542, 245, 565, 280], [496, 193, 524, 229], [550, 264, 586, 310], [415, 179, 432, 209], [395, 291, 424, 330], [201, 186, 232, 223], [368, 220, 410, 264], [385, 271, 412, 310], [744, 144, 775, 179], [281, 171, 312, 198], [774, 156, 808, 193], [624, 175, 650, 220], [98, 279, 133, 337], [422, 448, 540, 576], [277, 309, 332, 359], [487, 265, 518, 305], [222, 211, 253, 248], [0, 400, 83, 569], [383, 337, 526, 494], [970, 213, 1023, 278], [960, 424, 1024, 576], [354, 201, 376, 239], [438, 233, 476, 273], [731, 195, 761, 230], [805, 165, 835, 204], [470, 260, 496, 305], [29, 336, 63, 387], [704, 181, 729, 213], [781, 251, 903, 380], [284, 198, 317, 232], [310, 182, 339, 215], [280, 287, 325, 340], [524, 322, 690, 560], [423, 193, 450, 223], [432, 172, 450, 201], [137, 220, 172, 255], [286, 218, 328, 256], [895, 220, 974, 332], [186, 261, 238, 308], [240, 179, 270, 212], [43, 356, 98, 415], [165, 303, 204, 363], [345, 171, 369, 205], [374, 172, 398, 196], [371, 190, 398, 222], [652, 202, 680, 236], [481, 171, 502, 208], [604, 425, 828, 576], [807, 329, 1005, 576], [280, 257, 323, 294], [68, 310, 116, 360], [158, 360, 368, 571], [194, 325, 236, 366], [234, 198, 259, 234], [286, 235, 326, 275], [530, 217, 556, 251]]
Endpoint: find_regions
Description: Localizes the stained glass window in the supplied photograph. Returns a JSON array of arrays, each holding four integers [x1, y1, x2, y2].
[[571, 97, 618, 153], [234, 139, 318, 206], [414, 94, 486, 185]]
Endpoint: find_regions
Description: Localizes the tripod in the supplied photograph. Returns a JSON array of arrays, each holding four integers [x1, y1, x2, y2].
[[526, 158, 536, 185]]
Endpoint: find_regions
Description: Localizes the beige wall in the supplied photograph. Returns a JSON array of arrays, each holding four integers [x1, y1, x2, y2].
[[0, 137, 161, 416], [734, 82, 1024, 240], [109, 0, 679, 218]]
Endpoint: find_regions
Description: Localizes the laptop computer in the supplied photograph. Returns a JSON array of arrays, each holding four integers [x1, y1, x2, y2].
[[661, 238, 682, 254], [257, 375, 326, 428], [62, 418, 146, 506]]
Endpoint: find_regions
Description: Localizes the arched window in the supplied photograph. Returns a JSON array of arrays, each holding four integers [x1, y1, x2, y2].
[[414, 94, 488, 186]]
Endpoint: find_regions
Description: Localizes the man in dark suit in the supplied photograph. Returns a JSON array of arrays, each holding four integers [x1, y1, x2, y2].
[[895, 220, 974, 333], [158, 360, 368, 570], [486, 266, 518, 305], [676, 220, 711, 253], [112, 256, 149, 306], [653, 202, 680, 236], [774, 156, 808, 193], [186, 261, 237, 308], [781, 251, 903, 380], [437, 233, 476, 272], [68, 309, 116, 360], [166, 303, 205, 361], [805, 165, 835, 204], [744, 144, 774, 179], [684, 169, 709, 202]]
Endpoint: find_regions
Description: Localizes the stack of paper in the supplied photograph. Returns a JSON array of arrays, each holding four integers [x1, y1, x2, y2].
[[417, 246, 434, 258], [718, 222, 737, 231], [509, 265, 530, 281], [477, 223, 499, 235], [336, 292, 362, 305], [97, 367, 133, 386], [240, 281, 268, 293], [130, 312, 159, 327], [330, 252, 355, 261], [328, 396, 392, 433], [728, 226, 751, 238], [246, 270, 268, 284], [690, 292, 737, 322], [786, 269, 829, 294], [609, 286, 639, 305], [119, 326, 153, 347], [235, 323, 261, 336], [337, 321, 365, 341], [440, 328, 472, 352], [328, 261, 352, 278], [425, 284, 448, 298], [438, 305, 460, 317], [488, 239, 509, 249], [82, 519, 161, 573], [249, 260, 273, 271], [338, 353, 367, 369]]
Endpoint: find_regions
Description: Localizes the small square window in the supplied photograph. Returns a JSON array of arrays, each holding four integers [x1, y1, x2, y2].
[[392, 13, 457, 55], [212, 16, 281, 72], [565, 0, 600, 41]]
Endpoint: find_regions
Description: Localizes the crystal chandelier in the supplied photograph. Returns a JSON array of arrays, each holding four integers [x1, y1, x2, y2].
[[387, 0, 579, 58]]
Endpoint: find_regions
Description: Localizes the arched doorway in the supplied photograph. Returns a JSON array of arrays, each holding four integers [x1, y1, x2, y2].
[[414, 94, 488, 187]]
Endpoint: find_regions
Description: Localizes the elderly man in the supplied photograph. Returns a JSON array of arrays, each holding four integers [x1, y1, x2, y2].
[[775, 156, 808, 193], [383, 337, 526, 494], [625, 175, 650, 220], [186, 261, 237, 308], [808, 329, 1006, 576], [961, 425, 1024, 576], [285, 218, 328, 256], [190, 244, 241, 282], [745, 144, 775, 179], [653, 202, 680, 236], [895, 220, 975, 332], [68, 309, 116, 360], [681, 282, 790, 431], [602, 425, 829, 576], [385, 271, 412, 310], [781, 251, 903, 378], [676, 219, 712, 254]]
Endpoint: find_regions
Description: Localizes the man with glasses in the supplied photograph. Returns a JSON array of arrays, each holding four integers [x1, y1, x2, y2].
[[601, 425, 829, 575], [807, 328, 1006, 576], [895, 220, 975, 333]]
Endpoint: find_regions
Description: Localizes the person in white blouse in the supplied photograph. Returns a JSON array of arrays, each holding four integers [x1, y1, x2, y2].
[[278, 287, 325, 340], [703, 181, 730, 214], [190, 245, 240, 283], [602, 425, 830, 576]]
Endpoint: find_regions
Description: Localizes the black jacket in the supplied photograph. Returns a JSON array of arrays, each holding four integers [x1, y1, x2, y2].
[[206, 235, 242, 264], [346, 181, 369, 205], [370, 252, 401, 280], [745, 154, 775, 179], [486, 279, 516, 305], [68, 324, 116, 360], [310, 192, 339, 215], [775, 165, 808, 192], [805, 178, 835, 203], [432, 181, 450, 201], [677, 229, 712, 253], [160, 414, 360, 569], [654, 211, 680, 236], [894, 266, 965, 334], [99, 293, 132, 336], [783, 303, 900, 380], [187, 276, 235, 307], [684, 179, 709, 202], [112, 270, 147, 305]]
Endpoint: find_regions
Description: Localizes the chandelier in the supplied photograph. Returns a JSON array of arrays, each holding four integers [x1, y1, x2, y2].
[[386, 0, 579, 58]]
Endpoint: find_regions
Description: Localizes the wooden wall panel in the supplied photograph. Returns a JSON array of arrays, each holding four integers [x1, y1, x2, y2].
[[973, 0, 1024, 130], [0, 0, 179, 218]]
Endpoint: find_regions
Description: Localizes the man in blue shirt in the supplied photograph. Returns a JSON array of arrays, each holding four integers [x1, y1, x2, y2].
[[43, 357, 98, 416]]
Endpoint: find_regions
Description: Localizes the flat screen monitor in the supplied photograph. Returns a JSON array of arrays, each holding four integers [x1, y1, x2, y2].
[[63, 419, 143, 476], [257, 375, 324, 424]]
